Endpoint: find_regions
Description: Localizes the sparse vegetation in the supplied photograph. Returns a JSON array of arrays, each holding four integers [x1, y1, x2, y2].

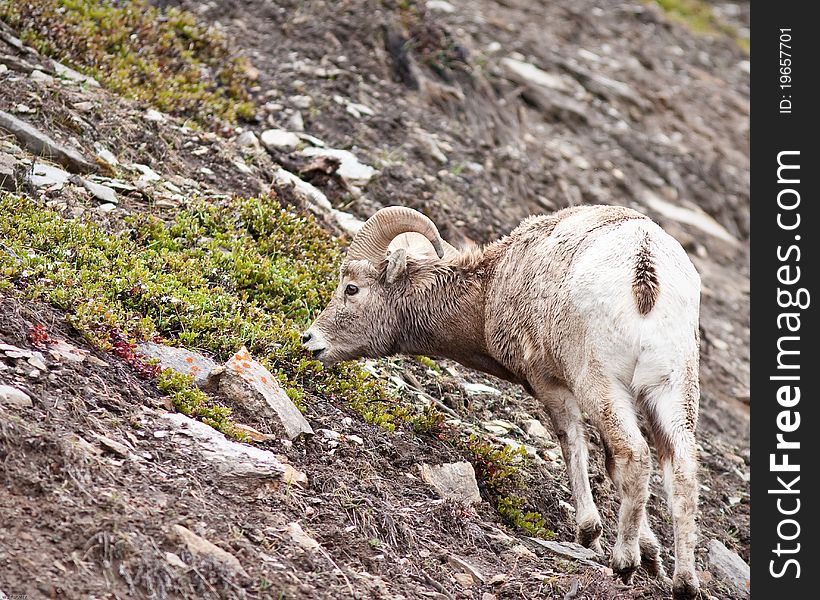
[[0, 0, 256, 123], [650, 0, 749, 53]]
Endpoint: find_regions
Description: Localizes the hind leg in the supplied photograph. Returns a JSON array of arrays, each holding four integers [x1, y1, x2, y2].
[[532, 379, 603, 553], [640, 513, 665, 578], [575, 375, 651, 583], [643, 379, 700, 599]]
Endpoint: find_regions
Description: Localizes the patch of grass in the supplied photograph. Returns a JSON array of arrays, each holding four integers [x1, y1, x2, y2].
[[0, 0, 256, 123], [157, 369, 246, 439], [650, 0, 749, 53], [497, 494, 554, 538], [0, 191, 410, 431]]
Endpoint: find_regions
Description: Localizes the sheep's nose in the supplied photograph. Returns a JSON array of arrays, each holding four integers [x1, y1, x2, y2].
[[301, 331, 312, 344]]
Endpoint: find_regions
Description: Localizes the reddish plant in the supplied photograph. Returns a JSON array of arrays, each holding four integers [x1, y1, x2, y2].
[[27, 324, 52, 349]]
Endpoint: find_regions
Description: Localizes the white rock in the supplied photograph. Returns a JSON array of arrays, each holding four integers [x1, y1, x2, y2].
[[527, 538, 599, 564], [287, 111, 305, 132], [136, 342, 218, 387], [420, 462, 481, 504], [641, 191, 740, 246], [172, 524, 248, 577], [165, 551, 187, 569], [0, 64, 8, 75], [72, 101, 94, 112], [133, 163, 162, 183], [272, 166, 332, 211], [524, 419, 552, 442], [500, 57, 569, 93], [708, 539, 750, 597], [427, 0, 456, 13], [346, 102, 375, 119], [28, 162, 70, 187], [94, 144, 119, 166], [161, 412, 286, 478], [0, 384, 32, 409], [83, 179, 118, 204], [96, 203, 117, 213], [236, 131, 260, 148], [261, 129, 301, 151], [144, 109, 166, 123], [30, 70, 55, 85], [287, 522, 321, 552], [52, 60, 99, 86], [290, 95, 313, 109], [298, 147, 377, 185], [218, 346, 313, 440], [462, 382, 502, 396]]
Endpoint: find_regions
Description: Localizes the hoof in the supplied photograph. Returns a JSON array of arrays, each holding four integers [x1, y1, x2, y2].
[[639, 542, 665, 578], [672, 571, 699, 600], [577, 518, 603, 550], [611, 547, 640, 585]]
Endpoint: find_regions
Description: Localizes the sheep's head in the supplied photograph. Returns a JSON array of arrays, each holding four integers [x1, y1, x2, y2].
[[302, 207, 449, 365]]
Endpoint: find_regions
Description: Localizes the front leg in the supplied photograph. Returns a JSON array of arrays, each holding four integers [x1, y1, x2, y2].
[[531, 379, 603, 553]]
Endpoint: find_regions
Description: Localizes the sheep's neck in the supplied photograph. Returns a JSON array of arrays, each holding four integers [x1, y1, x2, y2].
[[395, 260, 524, 385]]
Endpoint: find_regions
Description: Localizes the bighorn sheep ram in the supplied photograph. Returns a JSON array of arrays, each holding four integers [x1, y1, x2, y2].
[[303, 205, 701, 598]]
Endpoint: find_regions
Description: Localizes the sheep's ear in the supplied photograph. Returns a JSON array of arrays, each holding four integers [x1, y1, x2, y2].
[[385, 248, 407, 284]]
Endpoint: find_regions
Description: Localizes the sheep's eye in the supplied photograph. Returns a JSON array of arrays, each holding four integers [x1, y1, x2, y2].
[[345, 284, 359, 296]]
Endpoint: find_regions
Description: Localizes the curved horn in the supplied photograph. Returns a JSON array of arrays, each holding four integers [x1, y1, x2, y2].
[[346, 206, 445, 264]]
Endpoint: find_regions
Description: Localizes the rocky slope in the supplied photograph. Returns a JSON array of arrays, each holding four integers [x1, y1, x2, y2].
[[1, 1, 749, 598]]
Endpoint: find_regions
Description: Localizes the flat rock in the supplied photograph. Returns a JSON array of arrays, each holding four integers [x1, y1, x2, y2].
[[28, 162, 71, 187], [261, 128, 301, 151], [0, 110, 94, 173], [52, 60, 99, 86], [298, 147, 377, 185], [0, 151, 19, 190], [287, 521, 321, 552], [236, 131, 260, 148], [708, 539, 749, 597], [161, 412, 286, 478], [420, 462, 481, 504], [524, 419, 552, 442], [136, 342, 217, 387], [642, 191, 739, 247], [172, 524, 248, 578], [500, 57, 570, 93], [527, 538, 600, 565], [462, 382, 502, 396], [0, 384, 32, 409], [219, 346, 313, 440], [83, 179, 118, 204]]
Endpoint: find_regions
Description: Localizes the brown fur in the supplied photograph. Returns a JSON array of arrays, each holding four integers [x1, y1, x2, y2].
[[632, 231, 659, 316]]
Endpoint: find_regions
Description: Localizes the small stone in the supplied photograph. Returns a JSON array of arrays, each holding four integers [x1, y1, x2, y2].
[[133, 163, 162, 183], [427, 0, 456, 13], [0, 64, 8, 75], [52, 60, 99, 86], [297, 147, 377, 185], [236, 131, 260, 148], [287, 111, 305, 132], [30, 70, 55, 85], [448, 555, 485, 584], [234, 160, 253, 175], [488, 574, 507, 585], [453, 573, 474, 588], [172, 525, 248, 578], [261, 128, 301, 151], [462, 382, 502, 396], [94, 145, 119, 166], [144, 109, 166, 123], [505, 544, 537, 561], [83, 179, 118, 204], [282, 464, 308, 487], [219, 346, 313, 440], [290, 95, 313, 109], [419, 462, 481, 504], [165, 551, 187, 569], [527, 538, 599, 564], [27, 162, 71, 187], [136, 342, 218, 387], [161, 413, 286, 479], [0, 384, 32, 408], [199, 166, 214, 176], [287, 522, 321, 552], [524, 419, 552, 442], [94, 433, 131, 457], [708, 539, 749, 597], [73, 101, 94, 112], [95, 203, 117, 213]]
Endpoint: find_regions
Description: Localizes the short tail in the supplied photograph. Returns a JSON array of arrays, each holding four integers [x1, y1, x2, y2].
[[632, 231, 659, 316]]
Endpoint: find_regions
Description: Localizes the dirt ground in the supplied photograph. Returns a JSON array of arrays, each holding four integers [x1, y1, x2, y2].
[[1, 1, 749, 598]]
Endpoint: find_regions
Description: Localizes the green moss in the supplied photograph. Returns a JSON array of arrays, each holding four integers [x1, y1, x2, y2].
[[157, 369, 246, 440], [0, 0, 256, 123], [650, 0, 749, 53], [413, 355, 441, 373], [498, 495, 555, 539], [0, 191, 410, 430]]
